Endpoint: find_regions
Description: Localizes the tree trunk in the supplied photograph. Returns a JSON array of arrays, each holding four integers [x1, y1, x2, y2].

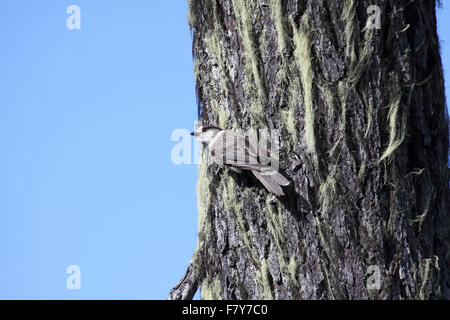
[[169, 0, 449, 300]]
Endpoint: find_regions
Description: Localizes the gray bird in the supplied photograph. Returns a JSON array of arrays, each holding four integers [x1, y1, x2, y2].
[[191, 126, 290, 196]]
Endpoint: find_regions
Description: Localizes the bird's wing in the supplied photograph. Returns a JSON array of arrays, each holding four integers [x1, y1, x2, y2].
[[209, 130, 290, 195], [210, 130, 273, 169]]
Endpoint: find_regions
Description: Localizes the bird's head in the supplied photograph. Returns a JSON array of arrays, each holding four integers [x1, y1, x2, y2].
[[191, 125, 222, 145]]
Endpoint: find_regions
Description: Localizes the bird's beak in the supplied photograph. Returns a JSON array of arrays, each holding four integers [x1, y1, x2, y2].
[[190, 132, 195, 136]]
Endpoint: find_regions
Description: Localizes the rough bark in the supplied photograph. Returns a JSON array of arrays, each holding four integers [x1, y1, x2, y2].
[[169, 0, 450, 300]]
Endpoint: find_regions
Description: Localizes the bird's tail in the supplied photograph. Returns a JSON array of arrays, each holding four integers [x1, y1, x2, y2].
[[252, 170, 289, 196], [264, 170, 290, 186]]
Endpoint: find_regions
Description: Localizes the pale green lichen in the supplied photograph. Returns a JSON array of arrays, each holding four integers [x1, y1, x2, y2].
[[201, 1, 232, 128], [186, 0, 196, 31], [223, 176, 259, 263], [281, 107, 297, 148], [405, 167, 425, 178], [357, 159, 367, 181], [322, 86, 336, 112], [290, 15, 316, 157], [315, 2, 377, 223], [399, 24, 410, 33], [210, 98, 228, 129], [378, 82, 405, 162], [328, 137, 342, 159], [319, 175, 337, 213], [340, 0, 376, 146], [205, 1, 229, 95], [418, 256, 440, 299], [268, 0, 288, 84], [320, 258, 336, 299], [337, 81, 348, 134], [193, 59, 201, 81], [410, 187, 435, 231], [281, 73, 301, 148], [204, 32, 228, 93], [315, 216, 332, 260], [341, 0, 357, 62], [231, 0, 265, 121], [201, 276, 222, 300], [265, 197, 286, 253], [266, 197, 297, 290], [197, 152, 212, 245], [287, 257, 298, 285], [362, 91, 373, 138], [269, 0, 286, 55], [348, 31, 374, 90], [255, 258, 274, 299], [259, 27, 267, 61], [205, 27, 224, 71]]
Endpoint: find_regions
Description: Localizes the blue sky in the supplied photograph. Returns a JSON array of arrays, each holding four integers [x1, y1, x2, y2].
[[0, 2, 448, 299], [0, 1, 198, 299], [437, 4, 450, 117]]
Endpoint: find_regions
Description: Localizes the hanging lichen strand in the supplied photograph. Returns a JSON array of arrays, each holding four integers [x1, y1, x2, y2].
[[177, 0, 450, 300]]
